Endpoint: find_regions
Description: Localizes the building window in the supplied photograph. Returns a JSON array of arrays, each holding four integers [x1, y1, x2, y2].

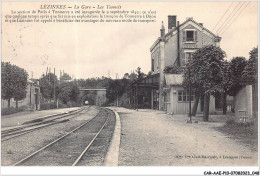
[[185, 52, 193, 63], [183, 30, 197, 42], [187, 31, 194, 41], [178, 91, 195, 102], [181, 51, 194, 65]]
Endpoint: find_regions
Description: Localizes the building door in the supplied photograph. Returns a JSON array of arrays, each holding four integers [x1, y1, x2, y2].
[[35, 92, 38, 110], [152, 89, 159, 110]]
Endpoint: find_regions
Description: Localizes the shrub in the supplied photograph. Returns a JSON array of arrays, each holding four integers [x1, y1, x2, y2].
[[225, 119, 255, 127], [1, 105, 29, 116], [225, 119, 236, 126], [66, 101, 78, 107], [40, 103, 52, 110], [40, 101, 79, 110], [58, 102, 68, 108], [40, 103, 58, 110]]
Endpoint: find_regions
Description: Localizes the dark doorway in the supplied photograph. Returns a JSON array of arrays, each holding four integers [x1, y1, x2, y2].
[[214, 92, 223, 110], [35, 89, 39, 110], [81, 93, 96, 106]]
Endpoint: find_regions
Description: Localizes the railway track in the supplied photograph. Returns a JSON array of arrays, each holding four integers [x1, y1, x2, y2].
[[1, 107, 86, 142], [11, 108, 113, 166]]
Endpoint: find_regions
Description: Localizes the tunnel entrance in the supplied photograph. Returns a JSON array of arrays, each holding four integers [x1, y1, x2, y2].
[[80, 93, 96, 106], [78, 88, 107, 107]]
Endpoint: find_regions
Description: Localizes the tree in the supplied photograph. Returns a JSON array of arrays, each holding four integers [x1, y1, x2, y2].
[[242, 47, 258, 83], [13, 66, 28, 110], [182, 68, 203, 116], [123, 73, 130, 79], [184, 45, 226, 121], [241, 47, 258, 120], [147, 71, 153, 76], [136, 67, 145, 79], [57, 82, 79, 104], [39, 73, 58, 101], [2, 62, 14, 107], [228, 57, 247, 96], [129, 72, 137, 80], [1, 62, 28, 109], [106, 79, 130, 103], [220, 61, 232, 114], [60, 73, 72, 83]]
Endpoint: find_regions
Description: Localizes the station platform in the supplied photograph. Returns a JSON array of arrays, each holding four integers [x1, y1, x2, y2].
[[1, 107, 81, 130]]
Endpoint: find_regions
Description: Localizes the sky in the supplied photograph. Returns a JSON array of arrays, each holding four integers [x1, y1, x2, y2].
[[2, 1, 258, 79]]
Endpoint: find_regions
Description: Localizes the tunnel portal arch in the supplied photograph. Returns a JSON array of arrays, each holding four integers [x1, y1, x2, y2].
[[78, 88, 107, 106]]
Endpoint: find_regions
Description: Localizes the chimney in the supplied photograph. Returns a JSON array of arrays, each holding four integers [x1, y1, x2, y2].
[[168, 15, 176, 32], [160, 21, 165, 38]]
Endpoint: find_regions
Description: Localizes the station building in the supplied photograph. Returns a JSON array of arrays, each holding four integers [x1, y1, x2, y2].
[[128, 16, 222, 114]]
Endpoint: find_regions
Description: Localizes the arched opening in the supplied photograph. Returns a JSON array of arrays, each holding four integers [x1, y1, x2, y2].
[[80, 93, 96, 106]]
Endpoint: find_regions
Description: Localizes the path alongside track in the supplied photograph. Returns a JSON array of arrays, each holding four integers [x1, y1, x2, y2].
[[111, 107, 257, 166]]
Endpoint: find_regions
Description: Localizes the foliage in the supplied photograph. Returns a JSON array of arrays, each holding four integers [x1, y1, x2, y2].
[[228, 57, 247, 96], [66, 101, 78, 107], [242, 47, 258, 84], [123, 73, 130, 79], [164, 65, 183, 74], [1, 105, 28, 116], [147, 71, 153, 76], [182, 45, 226, 94], [60, 73, 72, 83], [1, 62, 28, 107], [57, 81, 79, 104], [40, 102, 67, 110], [182, 45, 226, 121], [220, 60, 232, 93], [106, 79, 131, 103], [136, 67, 145, 79], [39, 73, 58, 100], [218, 118, 257, 151], [129, 72, 137, 80], [76, 77, 110, 89]]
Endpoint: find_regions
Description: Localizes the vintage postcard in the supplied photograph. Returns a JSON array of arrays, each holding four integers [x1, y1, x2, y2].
[[1, 1, 259, 175]]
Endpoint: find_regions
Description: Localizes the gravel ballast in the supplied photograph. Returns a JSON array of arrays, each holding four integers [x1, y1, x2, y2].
[[1, 106, 101, 166]]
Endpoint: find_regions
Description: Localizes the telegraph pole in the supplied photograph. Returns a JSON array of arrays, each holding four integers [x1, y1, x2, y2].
[[116, 90, 118, 106], [53, 68, 56, 108], [188, 65, 192, 123]]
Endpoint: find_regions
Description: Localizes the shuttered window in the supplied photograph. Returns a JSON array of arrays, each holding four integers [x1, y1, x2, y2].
[[183, 31, 186, 42], [194, 30, 198, 41], [183, 30, 197, 42]]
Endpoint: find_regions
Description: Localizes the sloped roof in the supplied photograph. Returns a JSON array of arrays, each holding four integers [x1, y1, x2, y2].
[[165, 74, 183, 85], [166, 17, 219, 38], [151, 17, 220, 51], [27, 80, 34, 84]]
